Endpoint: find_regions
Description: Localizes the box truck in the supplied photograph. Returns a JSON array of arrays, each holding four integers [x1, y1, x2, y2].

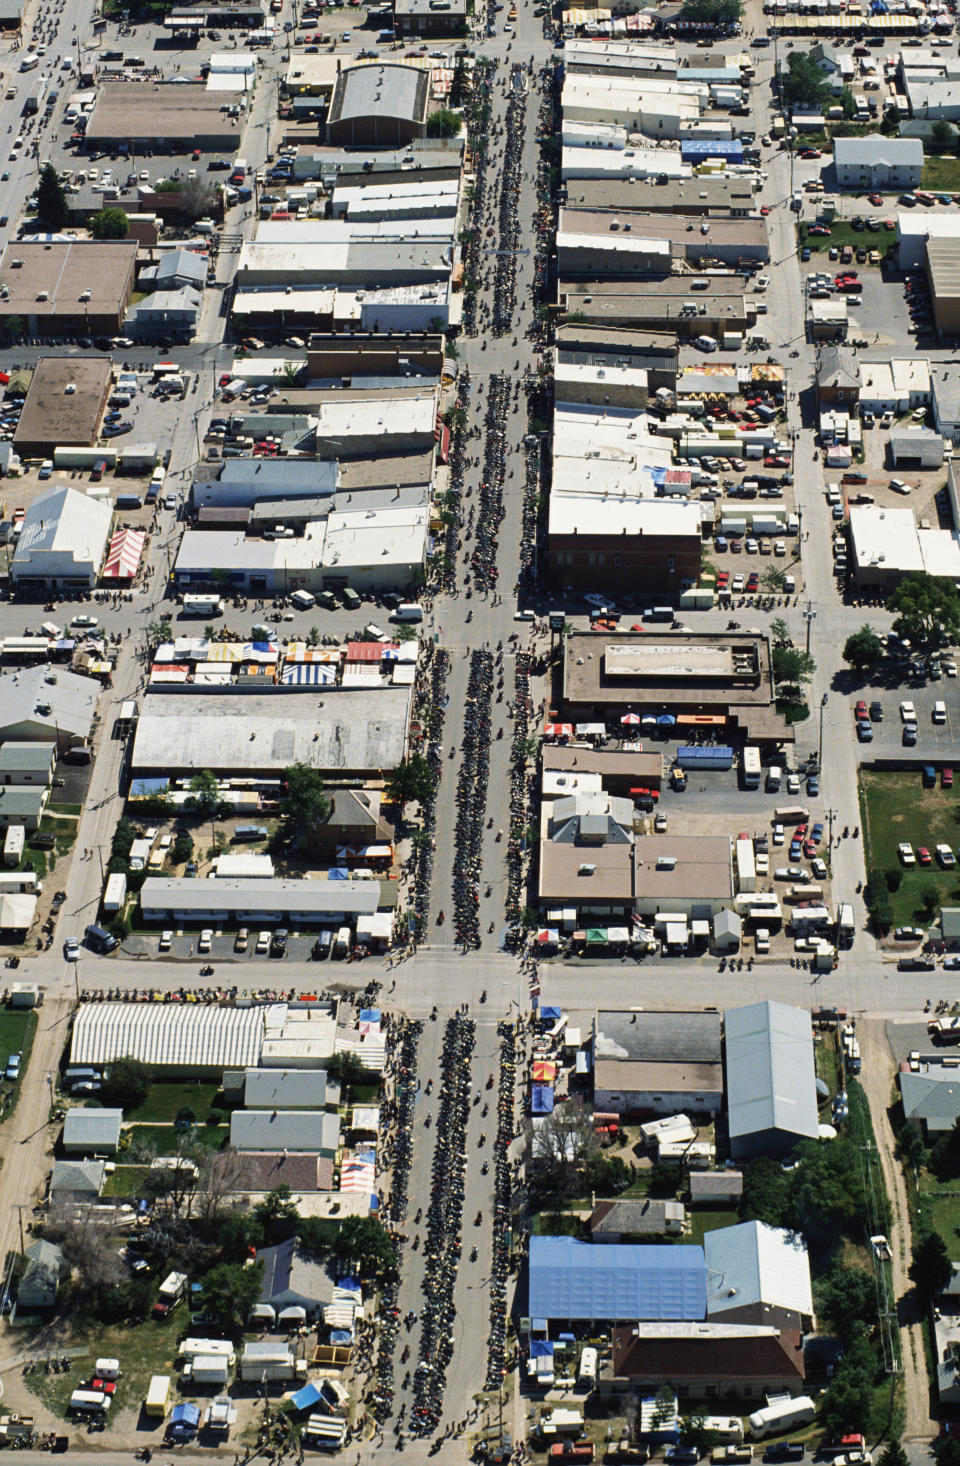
[[145, 1376, 171, 1417], [3, 825, 24, 868], [748, 1398, 816, 1439]]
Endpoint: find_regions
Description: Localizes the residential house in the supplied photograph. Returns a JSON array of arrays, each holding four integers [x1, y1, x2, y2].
[[17, 1240, 63, 1312], [816, 344, 861, 407], [590, 1199, 686, 1240], [255, 1238, 337, 1324], [62, 1107, 123, 1156]]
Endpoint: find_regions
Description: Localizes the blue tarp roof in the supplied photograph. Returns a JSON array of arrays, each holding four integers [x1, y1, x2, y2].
[[171, 1403, 200, 1426], [330, 1328, 352, 1344], [528, 1236, 706, 1321], [531, 1083, 555, 1115], [530, 1339, 554, 1357], [328, 867, 349, 879], [358, 1009, 380, 1022], [290, 1382, 325, 1412], [540, 1006, 562, 1020], [681, 138, 743, 159]]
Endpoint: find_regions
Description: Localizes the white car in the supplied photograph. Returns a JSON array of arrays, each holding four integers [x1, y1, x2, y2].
[[938, 844, 957, 869], [745, 538, 758, 554], [946, 660, 958, 677], [69, 614, 98, 629], [584, 593, 617, 610], [786, 774, 800, 794], [256, 930, 271, 953], [159, 931, 173, 952], [198, 928, 213, 953], [63, 938, 79, 961], [898, 842, 916, 866], [772, 823, 784, 846], [900, 700, 916, 722], [755, 852, 769, 876]]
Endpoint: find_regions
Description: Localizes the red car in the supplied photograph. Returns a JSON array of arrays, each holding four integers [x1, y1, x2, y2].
[[809, 224, 831, 236], [803, 839, 816, 859], [944, 768, 954, 789], [760, 205, 771, 215], [795, 823, 807, 839], [746, 573, 759, 591], [842, 471, 867, 484], [764, 455, 790, 467], [918, 846, 932, 866], [716, 571, 729, 587], [799, 147, 821, 158], [868, 193, 883, 206], [854, 700, 868, 719]]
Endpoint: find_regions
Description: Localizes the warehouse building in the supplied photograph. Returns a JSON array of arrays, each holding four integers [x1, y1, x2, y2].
[[130, 688, 412, 780], [326, 64, 430, 147], [724, 1001, 819, 1161], [10, 486, 113, 593], [0, 667, 98, 752], [70, 1000, 267, 1078], [609, 1321, 805, 1398], [528, 1235, 706, 1331], [703, 1222, 814, 1331], [13, 357, 112, 457], [0, 240, 138, 339], [139, 876, 395, 927], [592, 1009, 724, 1118], [84, 82, 244, 152], [849, 504, 960, 590]]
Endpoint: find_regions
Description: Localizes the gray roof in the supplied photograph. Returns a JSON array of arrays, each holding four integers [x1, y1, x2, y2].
[[156, 249, 207, 288], [0, 787, 47, 820], [230, 1109, 340, 1155], [0, 742, 55, 773], [140, 876, 390, 918], [943, 906, 960, 939], [244, 1067, 334, 1110], [62, 1107, 123, 1150], [130, 688, 413, 778], [50, 1159, 106, 1195], [900, 1070, 960, 1132], [0, 666, 98, 742], [12, 486, 113, 568], [890, 427, 943, 451], [328, 63, 429, 128], [591, 1199, 686, 1236], [834, 134, 924, 167], [71, 1001, 264, 1071], [689, 1170, 743, 1199], [724, 1001, 819, 1147], [933, 367, 960, 425], [817, 344, 860, 392], [258, 1238, 337, 1309], [595, 1009, 722, 1065], [703, 1221, 814, 1321], [19, 1240, 62, 1308]]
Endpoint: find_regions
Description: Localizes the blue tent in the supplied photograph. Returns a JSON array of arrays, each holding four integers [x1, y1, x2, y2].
[[328, 867, 350, 879], [290, 1382, 326, 1413], [530, 1339, 554, 1358], [169, 1403, 200, 1439], [539, 1006, 562, 1021], [358, 1008, 381, 1023], [531, 1083, 555, 1115]]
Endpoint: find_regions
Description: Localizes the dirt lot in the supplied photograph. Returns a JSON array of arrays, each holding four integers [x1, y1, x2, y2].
[[855, 419, 948, 529]]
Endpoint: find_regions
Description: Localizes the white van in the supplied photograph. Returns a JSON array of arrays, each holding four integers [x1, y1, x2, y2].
[[391, 603, 424, 623], [695, 334, 718, 352], [290, 589, 315, 610]]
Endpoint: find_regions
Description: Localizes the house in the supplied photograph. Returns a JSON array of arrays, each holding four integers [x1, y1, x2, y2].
[[689, 1170, 743, 1207], [528, 1235, 706, 1330], [62, 1107, 123, 1156], [255, 1238, 337, 1323], [590, 1199, 686, 1240], [17, 1240, 63, 1312], [816, 344, 861, 406], [899, 1062, 960, 1137], [724, 1001, 819, 1161], [309, 788, 395, 859], [230, 1109, 340, 1157], [49, 1159, 106, 1201], [243, 1068, 337, 1111], [593, 1009, 724, 1119], [703, 1222, 814, 1331], [0, 743, 56, 787], [833, 134, 924, 190], [608, 1322, 805, 1399]]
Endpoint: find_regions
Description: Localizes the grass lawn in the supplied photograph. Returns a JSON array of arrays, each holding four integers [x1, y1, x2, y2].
[[349, 1082, 380, 1105], [101, 1164, 151, 1198], [816, 1031, 842, 1099], [123, 1122, 228, 1158], [859, 768, 960, 925], [916, 1176, 960, 1251], [22, 1314, 183, 1420], [46, 803, 82, 817], [686, 1206, 739, 1247], [922, 156, 960, 192], [0, 1010, 37, 1123], [799, 220, 894, 260], [126, 1081, 224, 1124]]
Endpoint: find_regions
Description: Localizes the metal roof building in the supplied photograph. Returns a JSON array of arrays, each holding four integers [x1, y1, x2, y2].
[[62, 1108, 123, 1155], [243, 1067, 336, 1110], [71, 1000, 266, 1078], [139, 876, 393, 925], [326, 63, 430, 147], [10, 486, 113, 591], [724, 1001, 819, 1161], [704, 1221, 814, 1331], [231, 1109, 341, 1156], [528, 1235, 706, 1326]]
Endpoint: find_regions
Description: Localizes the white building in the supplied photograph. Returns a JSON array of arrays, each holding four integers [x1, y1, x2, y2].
[[834, 134, 923, 189], [897, 212, 960, 273], [10, 487, 113, 591], [859, 358, 931, 415], [561, 74, 701, 139]]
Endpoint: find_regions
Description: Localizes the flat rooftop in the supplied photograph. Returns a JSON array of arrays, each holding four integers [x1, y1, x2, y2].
[[86, 82, 242, 141], [14, 356, 111, 448], [560, 207, 767, 250], [563, 632, 774, 712], [0, 240, 137, 319]]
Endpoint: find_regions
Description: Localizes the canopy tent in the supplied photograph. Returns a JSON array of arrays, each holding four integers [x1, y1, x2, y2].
[[531, 1083, 555, 1115], [532, 1059, 557, 1082], [544, 723, 574, 739], [536, 928, 559, 948], [290, 1382, 325, 1413], [620, 713, 642, 726], [102, 527, 145, 581]]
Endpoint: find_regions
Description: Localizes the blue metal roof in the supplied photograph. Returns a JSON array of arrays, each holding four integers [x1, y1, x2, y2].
[[681, 139, 743, 159], [531, 1084, 554, 1115], [528, 1237, 706, 1321]]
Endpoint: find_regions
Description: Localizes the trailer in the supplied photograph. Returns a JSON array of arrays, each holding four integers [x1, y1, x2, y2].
[[742, 746, 761, 789], [748, 1397, 816, 1440], [837, 901, 855, 949], [676, 745, 734, 771], [2, 826, 24, 869], [145, 1375, 170, 1418]]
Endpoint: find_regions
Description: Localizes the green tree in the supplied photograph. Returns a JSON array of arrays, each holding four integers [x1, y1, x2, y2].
[[147, 617, 172, 644], [933, 1436, 960, 1466], [426, 107, 462, 138], [327, 1050, 364, 1089], [780, 51, 832, 113], [202, 1259, 265, 1330], [878, 1443, 909, 1466], [909, 1230, 952, 1301], [772, 644, 816, 690], [818, 1335, 878, 1435], [89, 206, 129, 240], [187, 769, 225, 822], [898, 1120, 927, 1170], [279, 762, 330, 833], [843, 624, 885, 673], [761, 567, 787, 594], [329, 1216, 396, 1279], [887, 572, 960, 654], [172, 830, 194, 865], [255, 1184, 300, 1237], [680, 0, 740, 21], [37, 163, 68, 231], [740, 1155, 790, 1227], [102, 1055, 152, 1112], [651, 1386, 676, 1429], [929, 119, 954, 154], [275, 360, 304, 389], [931, 1116, 960, 1180], [865, 868, 893, 934], [770, 616, 792, 648], [385, 753, 434, 810], [679, 1407, 717, 1454], [816, 1263, 878, 1344], [296, 1216, 340, 1255]]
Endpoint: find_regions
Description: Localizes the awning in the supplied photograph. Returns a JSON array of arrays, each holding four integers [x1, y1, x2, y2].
[[607, 926, 630, 942], [585, 927, 607, 944], [575, 723, 605, 736], [544, 722, 574, 739], [278, 1306, 307, 1323], [677, 713, 727, 726], [282, 663, 338, 685], [532, 1059, 557, 1081], [102, 527, 146, 581], [620, 713, 642, 726], [284, 643, 343, 663], [657, 714, 676, 726], [531, 1083, 555, 1115], [249, 1304, 276, 1323]]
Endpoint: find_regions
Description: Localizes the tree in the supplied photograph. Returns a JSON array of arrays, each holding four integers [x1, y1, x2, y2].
[[426, 108, 462, 138], [772, 644, 816, 690], [172, 830, 194, 865], [528, 1101, 599, 1200], [679, 1407, 717, 1454], [102, 1055, 152, 1111], [761, 567, 787, 594], [818, 1335, 878, 1436], [329, 1216, 396, 1279], [651, 1386, 676, 1429], [887, 572, 960, 655], [909, 1230, 952, 1301], [929, 119, 954, 154], [386, 753, 434, 811], [816, 1263, 878, 1344], [255, 1184, 300, 1235], [202, 1259, 264, 1330], [275, 360, 304, 389], [865, 868, 893, 934], [770, 616, 792, 648], [843, 624, 885, 673], [175, 174, 218, 222], [43, 1201, 123, 1300], [89, 206, 129, 240], [931, 1116, 960, 1180], [187, 769, 226, 822], [37, 163, 68, 231], [779, 51, 832, 113], [934, 1437, 960, 1466], [326, 1050, 364, 1090], [279, 762, 330, 832], [680, 0, 740, 21], [740, 1155, 791, 1227]]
